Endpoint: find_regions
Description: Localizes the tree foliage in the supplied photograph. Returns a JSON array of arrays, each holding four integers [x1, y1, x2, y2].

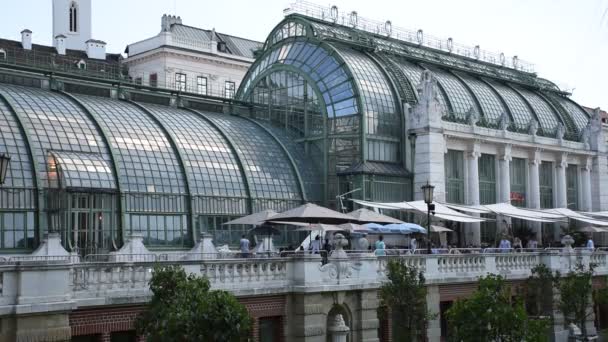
[[379, 259, 434, 341], [554, 264, 608, 338], [523, 264, 557, 319], [135, 265, 252, 342], [446, 274, 549, 342]]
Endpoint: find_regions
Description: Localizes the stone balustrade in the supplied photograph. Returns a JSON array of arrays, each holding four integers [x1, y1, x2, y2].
[[0, 247, 604, 317]]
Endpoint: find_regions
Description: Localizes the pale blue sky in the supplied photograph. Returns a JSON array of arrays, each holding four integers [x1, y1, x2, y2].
[[0, 0, 606, 109]]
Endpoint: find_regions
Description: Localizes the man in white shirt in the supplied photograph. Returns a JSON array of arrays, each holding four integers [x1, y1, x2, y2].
[[240, 234, 250, 258], [499, 236, 511, 252], [587, 236, 595, 250], [310, 235, 321, 254], [410, 237, 417, 252]]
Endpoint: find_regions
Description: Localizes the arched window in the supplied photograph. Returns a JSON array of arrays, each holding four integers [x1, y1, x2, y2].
[[69, 2, 78, 33], [0, 49, 6, 61]]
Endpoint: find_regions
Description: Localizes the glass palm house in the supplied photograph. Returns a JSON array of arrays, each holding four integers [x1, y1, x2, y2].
[[0, 11, 591, 254]]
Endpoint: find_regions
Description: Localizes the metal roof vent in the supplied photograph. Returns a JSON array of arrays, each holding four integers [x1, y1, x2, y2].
[[217, 41, 227, 53], [349, 11, 358, 28], [447, 38, 453, 53], [384, 21, 392, 37], [330, 5, 338, 23]]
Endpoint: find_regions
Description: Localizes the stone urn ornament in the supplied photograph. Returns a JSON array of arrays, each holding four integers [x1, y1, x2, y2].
[[561, 234, 574, 252]]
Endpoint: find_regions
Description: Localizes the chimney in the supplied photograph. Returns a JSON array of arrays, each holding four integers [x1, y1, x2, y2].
[[55, 35, 66, 55], [161, 14, 183, 32], [21, 29, 32, 50], [85, 39, 107, 60]]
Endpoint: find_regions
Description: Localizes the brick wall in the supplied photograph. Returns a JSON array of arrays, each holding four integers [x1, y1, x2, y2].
[[70, 295, 286, 341]]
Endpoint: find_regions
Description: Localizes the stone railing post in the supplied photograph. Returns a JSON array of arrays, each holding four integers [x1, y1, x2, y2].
[[290, 254, 323, 288], [484, 253, 497, 274]]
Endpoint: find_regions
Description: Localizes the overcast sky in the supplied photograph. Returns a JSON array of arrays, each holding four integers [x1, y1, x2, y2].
[[1, 0, 606, 109]]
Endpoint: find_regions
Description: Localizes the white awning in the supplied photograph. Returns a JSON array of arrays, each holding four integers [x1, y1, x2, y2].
[[482, 203, 565, 222], [351, 199, 489, 223], [442, 203, 493, 214], [541, 208, 608, 226]]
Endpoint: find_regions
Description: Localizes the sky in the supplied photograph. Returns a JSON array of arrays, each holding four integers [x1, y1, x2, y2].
[[0, 0, 606, 109]]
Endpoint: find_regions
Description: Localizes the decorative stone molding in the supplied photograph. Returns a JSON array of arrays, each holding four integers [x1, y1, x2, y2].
[[304, 326, 325, 337], [303, 303, 326, 315], [31, 233, 70, 257], [410, 71, 444, 132], [498, 111, 510, 132], [528, 119, 539, 136]]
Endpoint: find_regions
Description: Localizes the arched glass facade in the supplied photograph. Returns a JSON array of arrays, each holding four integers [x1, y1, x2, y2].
[[0, 12, 593, 253]]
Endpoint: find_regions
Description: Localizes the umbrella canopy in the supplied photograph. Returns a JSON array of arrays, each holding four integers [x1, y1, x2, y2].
[[346, 208, 404, 224], [223, 209, 278, 226], [293, 223, 344, 232], [430, 225, 453, 233], [248, 225, 282, 236], [578, 226, 608, 233], [337, 223, 370, 233], [365, 222, 427, 235], [269, 203, 359, 224]]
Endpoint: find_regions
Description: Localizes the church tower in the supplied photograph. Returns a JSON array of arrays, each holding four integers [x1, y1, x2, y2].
[[52, 0, 92, 50]]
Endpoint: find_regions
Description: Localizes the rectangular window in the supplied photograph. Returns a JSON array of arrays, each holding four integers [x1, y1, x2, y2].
[[131, 214, 187, 247], [134, 77, 142, 85], [149, 73, 158, 88], [510, 158, 527, 207], [0, 212, 34, 249], [566, 164, 578, 210], [479, 154, 496, 205], [175, 73, 187, 92], [197, 76, 208, 95], [225, 81, 236, 98], [445, 150, 464, 204], [539, 161, 553, 209]]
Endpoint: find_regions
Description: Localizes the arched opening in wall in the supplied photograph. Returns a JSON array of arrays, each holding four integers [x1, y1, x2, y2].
[[326, 304, 352, 342], [69, 2, 78, 33], [77, 59, 87, 70], [0, 49, 6, 61]]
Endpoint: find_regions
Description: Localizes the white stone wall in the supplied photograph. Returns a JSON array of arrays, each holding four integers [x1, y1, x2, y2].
[[125, 49, 252, 97]]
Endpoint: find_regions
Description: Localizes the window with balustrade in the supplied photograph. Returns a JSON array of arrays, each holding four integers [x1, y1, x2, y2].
[[445, 150, 464, 204]]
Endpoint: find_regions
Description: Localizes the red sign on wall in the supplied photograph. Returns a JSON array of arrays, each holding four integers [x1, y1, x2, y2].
[[510, 192, 525, 202]]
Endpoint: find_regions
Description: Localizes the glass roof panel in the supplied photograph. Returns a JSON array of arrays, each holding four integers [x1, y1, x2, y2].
[[0, 99, 34, 188], [456, 72, 507, 124], [255, 121, 323, 202], [51, 151, 114, 190], [552, 96, 589, 132], [137, 103, 248, 198], [484, 80, 533, 131], [74, 95, 186, 194], [512, 86, 560, 134], [0, 84, 112, 188], [388, 58, 449, 113], [202, 112, 302, 200], [335, 47, 398, 137], [427, 67, 479, 117]]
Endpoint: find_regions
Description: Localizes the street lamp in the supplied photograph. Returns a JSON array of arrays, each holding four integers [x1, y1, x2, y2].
[[421, 181, 435, 254], [0, 153, 10, 185]]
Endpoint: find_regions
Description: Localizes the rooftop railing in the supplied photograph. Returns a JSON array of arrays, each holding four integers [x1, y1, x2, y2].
[[285, 0, 535, 73]]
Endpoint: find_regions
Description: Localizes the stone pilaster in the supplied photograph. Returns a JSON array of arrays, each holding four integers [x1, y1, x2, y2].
[[498, 145, 512, 203], [426, 285, 441, 342], [555, 154, 568, 209], [528, 149, 542, 243], [581, 157, 592, 212], [287, 293, 326, 342], [465, 144, 481, 246], [591, 155, 608, 211], [356, 290, 380, 342]]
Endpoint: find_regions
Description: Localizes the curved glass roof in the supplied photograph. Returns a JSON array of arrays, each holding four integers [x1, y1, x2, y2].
[[483, 80, 534, 131], [427, 66, 480, 118], [335, 46, 398, 137], [0, 84, 112, 188], [246, 15, 590, 139], [201, 112, 302, 201], [50, 151, 114, 190], [455, 72, 507, 124], [136, 103, 248, 198], [239, 39, 359, 119], [512, 86, 561, 134], [0, 98, 34, 189], [75, 95, 186, 194]]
